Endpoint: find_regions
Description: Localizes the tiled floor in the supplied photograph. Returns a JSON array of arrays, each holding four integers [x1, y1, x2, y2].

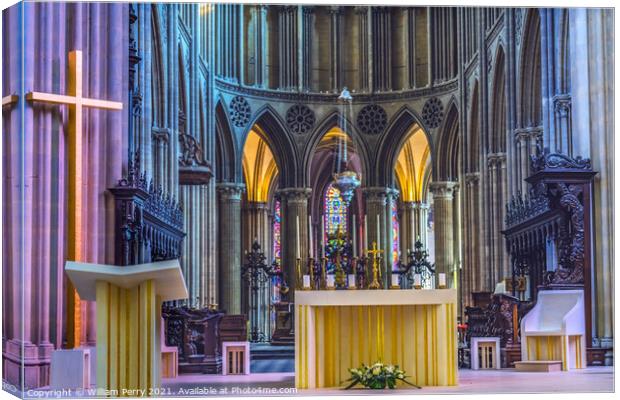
[[162, 367, 614, 396]]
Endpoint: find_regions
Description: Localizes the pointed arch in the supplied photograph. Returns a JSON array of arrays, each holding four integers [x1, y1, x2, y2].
[[375, 106, 433, 187], [518, 9, 542, 128], [490, 45, 506, 153], [434, 101, 460, 181], [467, 80, 480, 172], [215, 99, 237, 182], [303, 110, 370, 187], [244, 104, 298, 187]]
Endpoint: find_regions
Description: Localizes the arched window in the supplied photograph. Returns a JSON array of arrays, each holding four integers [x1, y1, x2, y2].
[[273, 199, 281, 262], [323, 183, 348, 242]]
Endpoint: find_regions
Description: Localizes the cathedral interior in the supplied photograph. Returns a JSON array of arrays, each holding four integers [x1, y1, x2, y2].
[[1, 2, 615, 395]]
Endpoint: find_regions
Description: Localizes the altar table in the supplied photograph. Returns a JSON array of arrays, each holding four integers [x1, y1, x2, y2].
[[295, 289, 457, 389]]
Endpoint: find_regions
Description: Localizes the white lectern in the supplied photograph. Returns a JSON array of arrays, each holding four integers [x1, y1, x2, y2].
[[66, 260, 188, 395]]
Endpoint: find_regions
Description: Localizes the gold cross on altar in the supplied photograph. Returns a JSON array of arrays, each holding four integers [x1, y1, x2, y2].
[[26, 50, 123, 348], [366, 241, 383, 259]]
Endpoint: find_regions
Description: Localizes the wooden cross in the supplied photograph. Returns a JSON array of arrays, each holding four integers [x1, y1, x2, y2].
[[25, 50, 123, 348]]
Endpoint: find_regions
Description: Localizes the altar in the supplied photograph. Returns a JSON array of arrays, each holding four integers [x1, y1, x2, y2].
[[295, 289, 457, 389]]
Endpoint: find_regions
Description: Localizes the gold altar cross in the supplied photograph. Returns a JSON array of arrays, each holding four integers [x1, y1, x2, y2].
[[366, 241, 384, 259], [26, 50, 123, 348]]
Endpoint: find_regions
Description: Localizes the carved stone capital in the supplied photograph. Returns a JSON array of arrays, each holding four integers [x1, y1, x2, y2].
[[354, 6, 368, 15], [464, 172, 480, 184], [217, 183, 245, 201], [152, 126, 171, 143], [487, 152, 507, 167], [400, 201, 418, 211], [429, 181, 458, 199], [362, 186, 390, 204], [328, 6, 344, 16], [245, 201, 269, 212], [277, 187, 312, 205], [553, 93, 572, 117]]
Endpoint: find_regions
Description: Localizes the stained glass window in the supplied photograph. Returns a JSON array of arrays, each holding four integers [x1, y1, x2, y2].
[[273, 200, 281, 261], [392, 201, 400, 265], [323, 183, 347, 241]]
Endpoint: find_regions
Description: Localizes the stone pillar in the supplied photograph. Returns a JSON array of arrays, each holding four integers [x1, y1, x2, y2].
[[418, 202, 430, 248], [371, 7, 392, 91], [328, 6, 344, 92], [355, 6, 369, 91], [241, 201, 271, 339], [253, 5, 268, 87], [217, 183, 245, 314], [363, 187, 394, 288], [430, 182, 457, 288], [463, 173, 480, 307], [300, 6, 315, 90], [278, 6, 298, 90], [399, 202, 416, 259], [278, 188, 312, 302]]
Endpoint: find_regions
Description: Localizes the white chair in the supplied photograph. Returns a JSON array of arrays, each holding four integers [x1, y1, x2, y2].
[[520, 289, 586, 370], [222, 341, 250, 375]]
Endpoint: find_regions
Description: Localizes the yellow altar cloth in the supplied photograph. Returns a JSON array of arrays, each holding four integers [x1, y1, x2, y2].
[[295, 289, 458, 389]]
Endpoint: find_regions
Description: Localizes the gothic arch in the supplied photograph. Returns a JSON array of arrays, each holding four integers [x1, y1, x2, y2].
[[215, 99, 237, 182], [434, 101, 460, 181], [467, 80, 481, 172], [244, 104, 298, 188], [518, 9, 542, 128], [375, 106, 433, 187], [303, 110, 371, 187], [490, 45, 506, 153]]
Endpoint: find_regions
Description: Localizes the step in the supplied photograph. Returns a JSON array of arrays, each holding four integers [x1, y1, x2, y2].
[[514, 360, 563, 372]]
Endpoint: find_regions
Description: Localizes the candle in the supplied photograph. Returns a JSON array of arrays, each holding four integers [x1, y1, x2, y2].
[[376, 214, 381, 249], [327, 274, 335, 288], [352, 214, 357, 257], [438, 273, 446, 288], [391, 274, 399, 287], [320, 216, 325, 256], [308, 215, 314, 258], [414, 274, 422, 287], [348, 274, 356, 288], [364, 215, 368, 251], [303, 275, 311, 288], [296, 216, 300, 259]]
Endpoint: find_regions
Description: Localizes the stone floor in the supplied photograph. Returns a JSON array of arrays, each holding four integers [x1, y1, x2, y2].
[[162, 367, 614, 396]]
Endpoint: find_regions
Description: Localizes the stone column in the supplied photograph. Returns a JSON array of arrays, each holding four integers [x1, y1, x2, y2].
[[278, 188, 312, 302], [253, 5, 268, 87], [355, 6, 369, 91], [363, 187, 392, 288], [300, 6, 315, 90], [399, 202, 417, 259], [241, 201, 271, 339], [278, 6, 298, 90], [418, 202, 430, 248], [217, 183, 245, 314], [328, 6, 344, 92], [463, 173, 480, 306], [429, 182, 458, 288]]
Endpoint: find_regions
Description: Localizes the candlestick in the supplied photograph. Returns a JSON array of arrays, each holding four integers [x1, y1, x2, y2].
[[308, 215, 314, 258], [376, 214, 380, 250], [413, 274, 422, 289], [326, 274, 335, 289], [347, 274, 356, 289], [438, 273, 446, 288], [364, 215, 368, 251], [296, 216, 300, 259], [320, 216, 325, 256], [352, 214, 357, 257]]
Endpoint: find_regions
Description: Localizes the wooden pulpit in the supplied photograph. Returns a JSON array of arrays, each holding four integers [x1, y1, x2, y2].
[[66, 260, 188, 396]]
